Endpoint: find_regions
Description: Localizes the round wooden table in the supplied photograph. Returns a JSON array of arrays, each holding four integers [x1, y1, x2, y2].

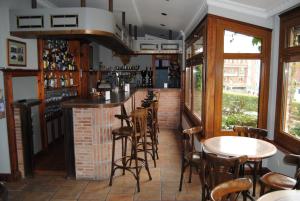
[[203, 136, 277, 160], [257, 190, 300, 201]]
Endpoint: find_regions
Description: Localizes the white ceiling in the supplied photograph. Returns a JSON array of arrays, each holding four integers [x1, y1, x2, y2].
[[42, 0, 300, 37]]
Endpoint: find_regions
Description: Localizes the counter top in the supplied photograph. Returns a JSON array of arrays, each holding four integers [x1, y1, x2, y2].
[[61, 89, 136, 108], [61, 88, 180, 108]]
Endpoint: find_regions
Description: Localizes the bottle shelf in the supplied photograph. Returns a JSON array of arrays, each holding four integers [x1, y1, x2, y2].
[[45, 85, 79, 91], [43, 70, 78, 73]]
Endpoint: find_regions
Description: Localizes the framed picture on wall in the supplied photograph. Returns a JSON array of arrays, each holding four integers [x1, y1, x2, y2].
[[7, 39, 26, 66]]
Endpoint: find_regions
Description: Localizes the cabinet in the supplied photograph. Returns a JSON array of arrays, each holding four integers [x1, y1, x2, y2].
[[38, 39, 88, 147]]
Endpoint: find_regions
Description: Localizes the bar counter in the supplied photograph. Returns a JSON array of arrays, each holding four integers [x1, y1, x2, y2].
[[62, 88, 181, 180]]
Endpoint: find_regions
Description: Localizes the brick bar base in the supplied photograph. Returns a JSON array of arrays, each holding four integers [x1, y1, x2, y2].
[[73, 89, 181, 180]]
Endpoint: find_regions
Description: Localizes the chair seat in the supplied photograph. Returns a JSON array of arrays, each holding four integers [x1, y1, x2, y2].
[[260, 172, 297, 190], [112, 127, 132, 136], [184, 152, 202, 165]]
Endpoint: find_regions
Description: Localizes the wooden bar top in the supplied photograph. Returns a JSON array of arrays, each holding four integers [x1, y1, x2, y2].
[[61, 89, 136, 108], [61, 88, 180, 108]]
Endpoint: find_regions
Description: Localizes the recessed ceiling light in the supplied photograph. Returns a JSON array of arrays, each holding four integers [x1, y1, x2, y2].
[[161, 12, 167, 16], [160, 24, 166, 26]]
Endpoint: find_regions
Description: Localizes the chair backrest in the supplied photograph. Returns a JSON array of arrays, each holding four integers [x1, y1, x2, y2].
[[181, 126, 203, 154], [233, 126, 248, 137], [153, 91, 160, 102], [131, 108, 148, 138], [210, 178, 253, 201], [247, 127, 268, 139], [202, 153, 248, 190], [284, 154, 300, 169], [294, 168, 300, 190], [283, 154, 300, 177]]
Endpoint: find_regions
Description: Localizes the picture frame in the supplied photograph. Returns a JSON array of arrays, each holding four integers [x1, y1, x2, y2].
[[7, 39, 27, 66]]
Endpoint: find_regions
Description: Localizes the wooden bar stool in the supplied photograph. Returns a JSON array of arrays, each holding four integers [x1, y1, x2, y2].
[[109, 107, 152, 192]]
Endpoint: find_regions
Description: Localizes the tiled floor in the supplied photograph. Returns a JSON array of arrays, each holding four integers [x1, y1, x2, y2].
[[6, 129, 203, 201]]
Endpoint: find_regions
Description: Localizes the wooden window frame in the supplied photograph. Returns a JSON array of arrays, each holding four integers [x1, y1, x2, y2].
[[213, 17, 271, 136], [275, 7, 300, 154], [184, 19, 207, 126]]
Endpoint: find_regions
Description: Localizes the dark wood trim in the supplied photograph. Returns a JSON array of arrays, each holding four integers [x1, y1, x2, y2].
[[109, 0, 113, 12], [80, 0, 86, 7], [31, 0, 37, 9], [2, 69, 41, 181], [274, 6, 300, 154]]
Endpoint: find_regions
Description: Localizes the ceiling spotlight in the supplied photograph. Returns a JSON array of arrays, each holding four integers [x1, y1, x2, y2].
[[160, 24, 166, 26], [161, 12, 167, 16]]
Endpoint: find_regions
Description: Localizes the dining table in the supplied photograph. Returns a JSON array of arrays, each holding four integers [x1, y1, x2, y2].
[[203, 135, 278, 197], [202, 136, 277, 160], [257, 190, 300, 201]]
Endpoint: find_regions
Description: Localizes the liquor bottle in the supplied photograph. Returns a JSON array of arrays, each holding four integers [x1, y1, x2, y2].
[[54, 74, 58, 88], [44, 74, 48, 88], [65, 74, 69, 87], [60, 75, 65, 87], [69, 73, 74, 86]]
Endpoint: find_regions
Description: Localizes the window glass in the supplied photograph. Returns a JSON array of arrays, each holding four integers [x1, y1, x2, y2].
[[185, 67, 191, 108], [282, 62, 300, 139], [289, 25, 300, 47], [224, 30, 261, 53], [193, 37, 203, 54], [186, 47, 192, 59], [193, 64, 203, 118], [222, 59, 261, 129]]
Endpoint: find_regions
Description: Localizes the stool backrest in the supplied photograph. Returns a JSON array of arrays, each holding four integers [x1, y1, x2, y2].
[[283, 154, 300, 178], [210, 178, 253, 201], [131, 108, 148, 138]]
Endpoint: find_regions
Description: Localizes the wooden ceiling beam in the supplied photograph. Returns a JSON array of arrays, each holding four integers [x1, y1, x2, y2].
[[80, 0, 86, 7], [109, 0, 113, 12], [122, 12, 126, 27], [134, 25, 137, 40], [31, 0, 37, 8]]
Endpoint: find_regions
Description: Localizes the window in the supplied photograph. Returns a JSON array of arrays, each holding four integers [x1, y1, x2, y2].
[[193, 64, 203, 118], [282, 62, 300, 139], [185, 67, 191, 108], [275, 7, 300, 153], [222, 59, 261, 129], [214, 22, 271, 135]]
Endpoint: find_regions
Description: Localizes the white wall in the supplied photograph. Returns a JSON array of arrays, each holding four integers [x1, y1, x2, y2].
[[98, 45, 152, 69], [0, 72, 11, 174], [12, 77, 42, 154], [0, 0, 39, 174]]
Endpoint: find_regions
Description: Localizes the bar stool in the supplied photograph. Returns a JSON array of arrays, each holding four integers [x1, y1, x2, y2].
[[109, 107, 152, 192]]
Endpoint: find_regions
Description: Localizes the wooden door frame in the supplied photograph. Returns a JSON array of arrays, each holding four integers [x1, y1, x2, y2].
[[1, 69, 42, 181]]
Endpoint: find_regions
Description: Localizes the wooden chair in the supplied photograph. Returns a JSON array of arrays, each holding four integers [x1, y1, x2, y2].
[[178, 126, 203, 191], [260, 154, 300, 195], [201, 153, 248, 201], [233, 126, 268, 196], [109, 108, 152, 192], [210, 178, 254, 201]]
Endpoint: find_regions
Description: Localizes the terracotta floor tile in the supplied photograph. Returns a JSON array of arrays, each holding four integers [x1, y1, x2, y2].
[[22, 191, 54, 201], [106, 194, 134, 201], [52, 186, 83, 200], [4, 129, 222, 201], [78, 190, 109, 201]]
